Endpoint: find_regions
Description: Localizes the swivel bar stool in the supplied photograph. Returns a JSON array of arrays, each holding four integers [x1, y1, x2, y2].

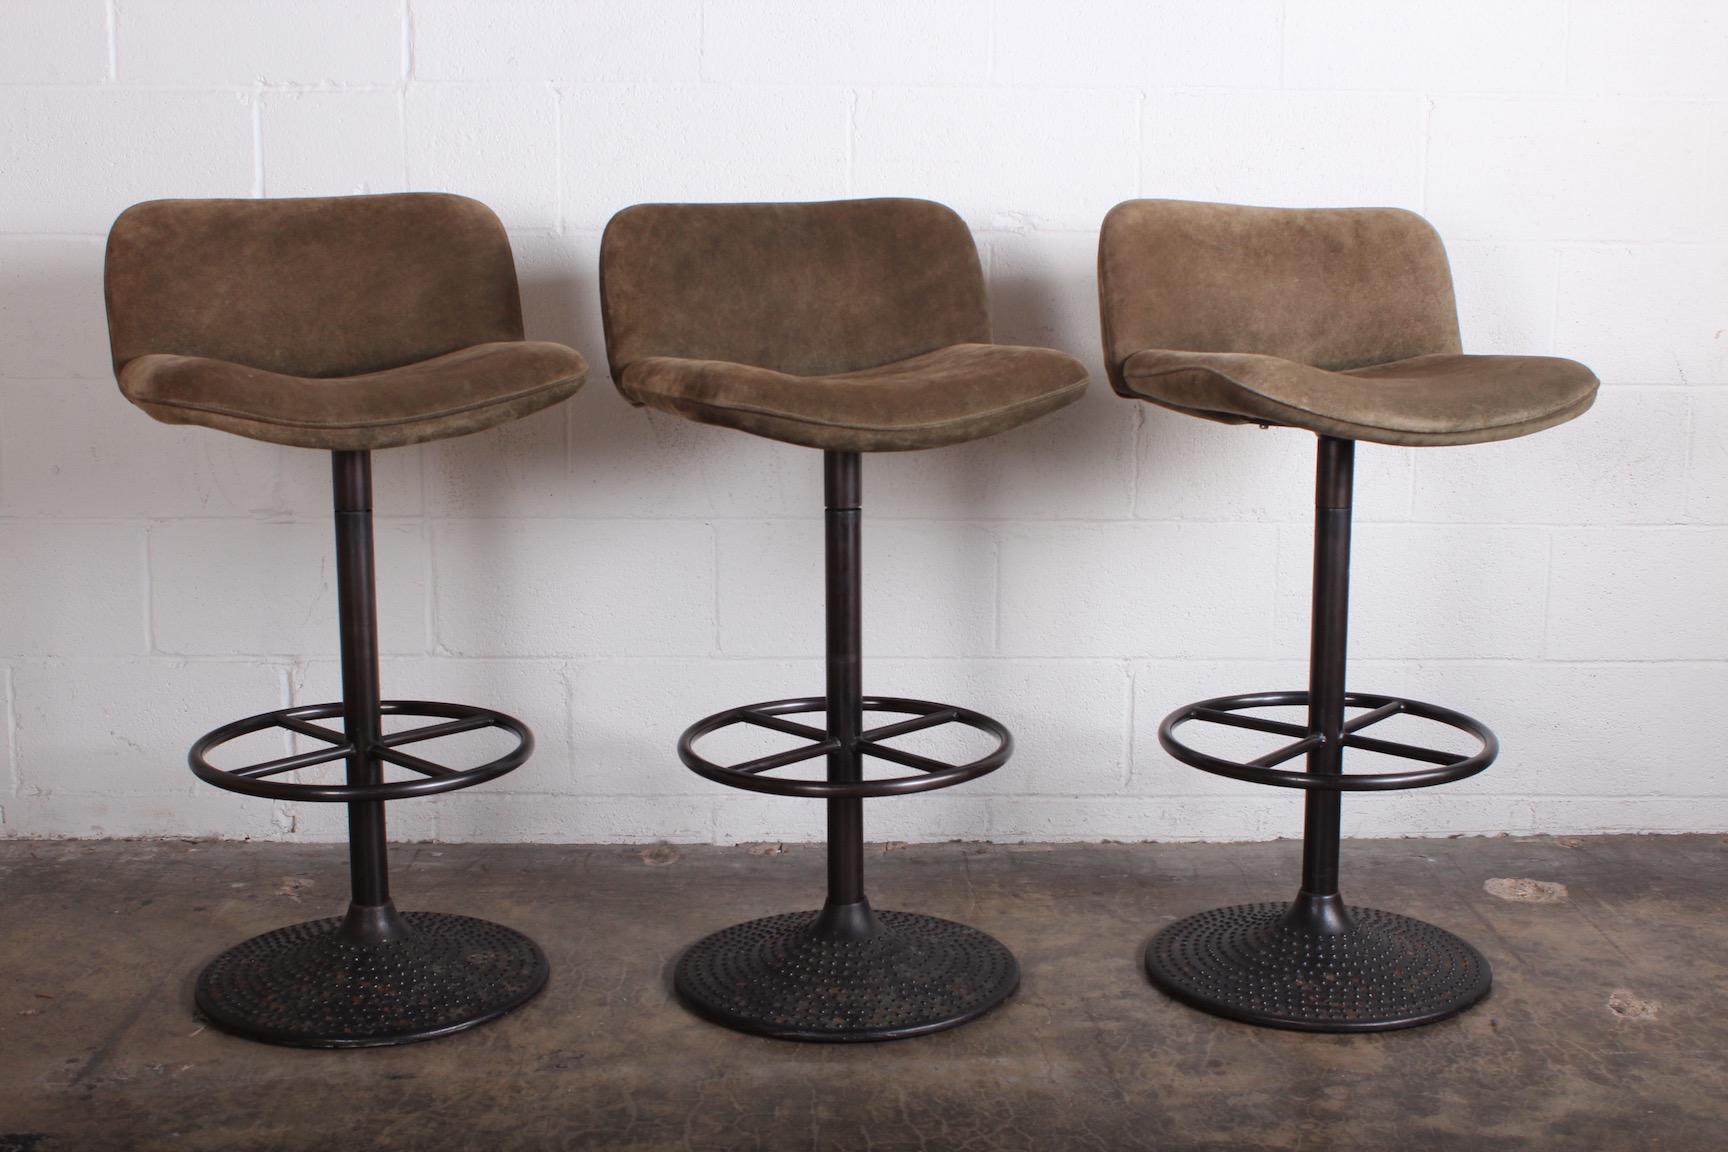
[[1098, 200, 1598, 1031], [600, 198, 1088, 1040], [104, 193, 588, 1046]]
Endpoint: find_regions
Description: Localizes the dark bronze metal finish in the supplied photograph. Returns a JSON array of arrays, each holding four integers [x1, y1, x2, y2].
[[189, 451, 547, 1047], [674, 451, 1019, 1041], [1145, 436, 1496, 1032]]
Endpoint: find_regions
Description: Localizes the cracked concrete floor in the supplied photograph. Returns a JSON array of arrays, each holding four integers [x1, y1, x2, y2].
[[2, 835, 1724, 1150]]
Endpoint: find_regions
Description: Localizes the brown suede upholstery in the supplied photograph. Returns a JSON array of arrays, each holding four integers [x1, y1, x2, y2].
[[104, 193, 586, 449], [1098, 199, 1597, 446], [599, 199, 1087, 451]]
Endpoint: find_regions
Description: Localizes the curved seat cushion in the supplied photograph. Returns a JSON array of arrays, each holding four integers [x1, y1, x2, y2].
[[118, 341, 588, 451], [621, 343, 1088, 452], [105, 193, 587, 448], [1097, 199, 1597, 446], [600, 198, 1088, 450], [1120, 350, 1597, 447]]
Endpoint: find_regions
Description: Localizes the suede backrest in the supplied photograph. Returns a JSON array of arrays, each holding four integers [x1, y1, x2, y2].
[[105, 193, 524, 378], [1097, 199, 1462, 393], [599, 198, 990, 385]]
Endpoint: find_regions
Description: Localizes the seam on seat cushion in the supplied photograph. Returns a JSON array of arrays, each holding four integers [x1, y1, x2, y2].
[[128, 374, 582, 432], [1119, 361, 1588, 436], [628, 376, 1088, 434]]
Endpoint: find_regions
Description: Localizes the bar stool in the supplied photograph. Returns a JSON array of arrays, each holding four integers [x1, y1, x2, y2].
[[104, 193, 588, 1046], [600, 198, 1088, 1040], [1098, 200, 1598, 1031]]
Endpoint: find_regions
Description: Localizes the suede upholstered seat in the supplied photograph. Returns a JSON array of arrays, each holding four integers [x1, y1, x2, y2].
[[105, 194, 587, 450], [1098, 200, 1597, 446], [600, 199, 1087, 451]]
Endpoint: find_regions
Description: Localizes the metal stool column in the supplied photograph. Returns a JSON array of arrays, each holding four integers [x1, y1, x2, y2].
[[817, 450, 873, 940], [672, 452, 1020, 1041], [189, 450, 548, 1047], [332, 449, 403, 945], [1293, 435, 1354, 936], [1145, 436, 1496, 1031]]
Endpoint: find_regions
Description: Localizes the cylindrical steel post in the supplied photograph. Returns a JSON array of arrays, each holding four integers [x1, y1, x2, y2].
[[822, 451, 867, 919], [332, 450, 390, 914], [1299, 436, 1355, 905]]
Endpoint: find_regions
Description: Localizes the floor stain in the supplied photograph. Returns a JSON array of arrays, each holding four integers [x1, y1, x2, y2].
[[1483, 877, 1569, 903], [1607, 989, 1661, 1020]]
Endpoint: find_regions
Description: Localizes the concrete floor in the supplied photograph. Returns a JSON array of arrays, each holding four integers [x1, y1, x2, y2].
[[1, 834, 1723, 1151]]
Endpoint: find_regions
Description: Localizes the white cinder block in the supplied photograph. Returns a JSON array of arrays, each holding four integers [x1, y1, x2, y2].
[[999, 521, 1279, 658], [1547, 528, 1728, 660], [433, 520, 715, 657], [406, 84, 558, 231], [0, 89, 253, 234], [1283, 0, 1566, 93], [0, 523, 147, 657], [149, 520, 429, 657], [1143, 91, 1426, 211], [1687, 391, 1728, 523], [562, 85, 849, 231], [1567, 0, 1728, 98], [431, 792, 713, 843], [854, 87, 1137, 231], [1276, 523, 1551, 659], [570, 657, 819, 795], [1410, 388, 1688, 525], [422, 402, 570, 519], [995, 0, 1281, 89], [4, 787, 282, 840], [10, 658, 284, 796], [872, 658, 1131, 797], [872, 390, 1137, 521], [0, 239, 115, 380], [511, 231, 600, 354], [716, 792, 992, 845], [412, 0, 699, 83], [716, 520, 997, 658], [1427, 98, 1714, 242], [0, 0, 109, 84], [704, 0, 990, 85], [987, 796, 1288, 843], [568, 390, 822, 520], [117, 0, 402, 85], [986, 229, 1103, 361], [0, 379, 285, 518], [1447, 242, 1559, 355], [1554, 245, 1728, 386], [1137, 420, 1413, 523], [1400, 660, 1728, 799], [261, 91, 405, 198]]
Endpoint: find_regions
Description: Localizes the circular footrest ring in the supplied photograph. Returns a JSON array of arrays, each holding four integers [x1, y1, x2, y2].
[[1159, 690, 1496, 791], [190, 699, 533, 802], [678, 695, 1011, 799]]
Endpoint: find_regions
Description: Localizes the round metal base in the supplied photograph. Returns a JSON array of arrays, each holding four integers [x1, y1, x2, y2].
[[195, 911, 548, 1048], [675, 909, 1019, 1042], [1145, 902, 1490, 1032]]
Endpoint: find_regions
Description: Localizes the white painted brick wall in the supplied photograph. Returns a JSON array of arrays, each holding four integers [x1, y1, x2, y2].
[[0, 0, 1721, 845]]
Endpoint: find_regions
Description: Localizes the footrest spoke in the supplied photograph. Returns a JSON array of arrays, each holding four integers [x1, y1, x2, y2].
[[679, 695, 1011, 799], [189, 700, 532, 802], [1160, 690, 1495, 791]]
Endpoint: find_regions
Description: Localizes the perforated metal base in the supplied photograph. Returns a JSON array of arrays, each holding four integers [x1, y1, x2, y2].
[[1145, 901, 1491, 1032], [675, 909, 1019, 1042], [195, 911, 548, 1048]]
